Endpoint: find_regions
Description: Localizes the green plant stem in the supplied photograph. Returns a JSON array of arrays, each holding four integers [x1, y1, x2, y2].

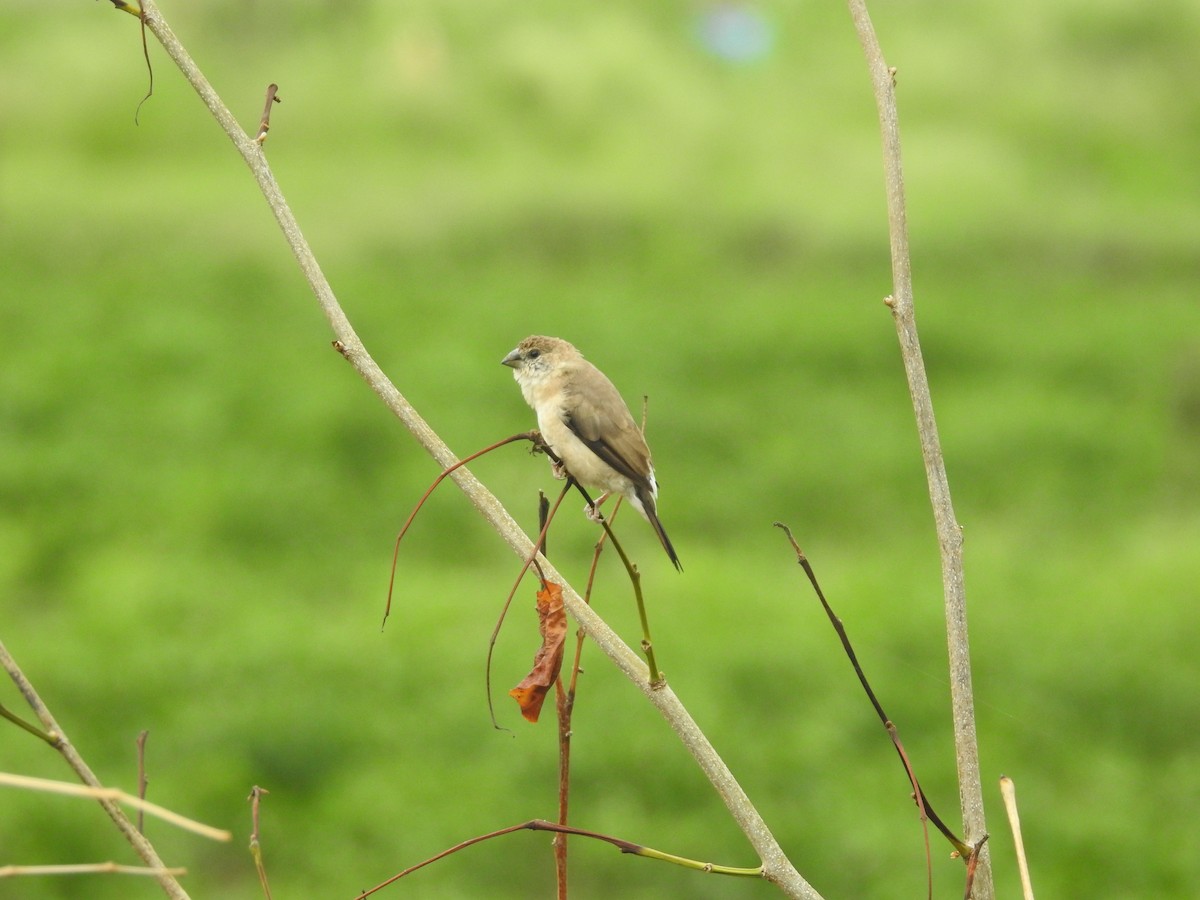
[[580, 493, 661, 683]]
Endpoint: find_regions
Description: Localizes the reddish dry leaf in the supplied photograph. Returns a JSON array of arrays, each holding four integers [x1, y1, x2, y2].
[[508, 582, 567, 723]]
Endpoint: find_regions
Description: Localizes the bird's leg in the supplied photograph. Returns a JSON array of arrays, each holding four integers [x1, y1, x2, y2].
[[584, 491, 612, 523], [549, 458, 569, 481]]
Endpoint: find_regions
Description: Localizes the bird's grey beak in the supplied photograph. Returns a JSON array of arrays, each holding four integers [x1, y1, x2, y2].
[[501, 348, 522, 368]]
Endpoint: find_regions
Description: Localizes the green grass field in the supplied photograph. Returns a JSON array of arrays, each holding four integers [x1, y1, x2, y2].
[[3, 1, 1199, 897]]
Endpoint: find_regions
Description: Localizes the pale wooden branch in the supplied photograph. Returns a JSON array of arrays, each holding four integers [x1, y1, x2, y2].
[[846, 2, 994, 896], [1000, 776, 1035, 900], [0, 862, 186, 878], [0, 639, 192, 900], [134, 1, 818, 895], [0, 772, 230, 841]]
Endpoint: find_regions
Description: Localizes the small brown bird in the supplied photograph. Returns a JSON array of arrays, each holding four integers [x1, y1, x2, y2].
[[502, 335, 681, 571]]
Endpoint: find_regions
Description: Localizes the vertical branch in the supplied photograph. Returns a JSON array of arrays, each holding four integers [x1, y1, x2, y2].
[[845, 2, 993, 896]]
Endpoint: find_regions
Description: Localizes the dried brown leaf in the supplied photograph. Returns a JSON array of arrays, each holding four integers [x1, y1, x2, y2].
[[508, 582, 567, 723]]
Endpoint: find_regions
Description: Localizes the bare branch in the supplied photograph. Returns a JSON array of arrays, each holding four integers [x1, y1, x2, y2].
[[253, 83, 280, 145], [0, 862, 186, 878], [0, 773, 229, 842], [846, 2, 993, 896], [1000, 776, 1035, 900]]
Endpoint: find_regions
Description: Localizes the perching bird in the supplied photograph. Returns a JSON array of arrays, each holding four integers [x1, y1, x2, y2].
[[502, 335, 681, 571]]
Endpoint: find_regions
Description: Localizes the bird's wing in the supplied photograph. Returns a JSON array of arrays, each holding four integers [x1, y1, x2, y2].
[[560, 364, 652, 484]]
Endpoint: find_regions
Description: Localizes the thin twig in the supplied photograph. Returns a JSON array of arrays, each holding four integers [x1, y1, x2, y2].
[[579, 495, 662, 684], [0, 772, 230, 842], [544, 492, 569, 900], [248, 786, 273, 900], [0, 862, 186, 878], [0, 700, 58, 745], [254, 84, 279, 144], [104, 0, 143, 15], [355, 818, 763, 897], [551, 492, 619, 898], [845, 2, 992, 896], [1000, 776, 1034, 900], [133, 5, 153, 124], [382, 431, 540, 629], [774, 525, 968, 858], [136, 729, 149, 834]]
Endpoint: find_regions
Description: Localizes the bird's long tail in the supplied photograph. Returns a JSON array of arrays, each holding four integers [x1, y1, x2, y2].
[[639, 492, 682, 572]]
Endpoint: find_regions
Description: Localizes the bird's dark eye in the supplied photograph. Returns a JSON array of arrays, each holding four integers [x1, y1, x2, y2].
[[527, 349, 540, 359]]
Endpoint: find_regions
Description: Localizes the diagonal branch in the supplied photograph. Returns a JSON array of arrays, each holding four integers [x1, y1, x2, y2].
[[132, 2, 820, 896]]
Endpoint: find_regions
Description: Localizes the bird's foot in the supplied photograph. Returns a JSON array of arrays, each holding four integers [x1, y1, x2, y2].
[[584, 492, 611, 523]]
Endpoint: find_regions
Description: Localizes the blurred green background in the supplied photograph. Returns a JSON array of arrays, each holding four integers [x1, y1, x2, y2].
[[3, 1, 1198, 897]]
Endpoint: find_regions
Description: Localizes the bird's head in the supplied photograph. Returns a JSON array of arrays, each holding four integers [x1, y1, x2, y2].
[[501, 335, 578, 385]]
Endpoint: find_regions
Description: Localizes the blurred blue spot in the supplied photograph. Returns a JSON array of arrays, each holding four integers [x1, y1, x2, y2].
[[697, 4, 774, 63]]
